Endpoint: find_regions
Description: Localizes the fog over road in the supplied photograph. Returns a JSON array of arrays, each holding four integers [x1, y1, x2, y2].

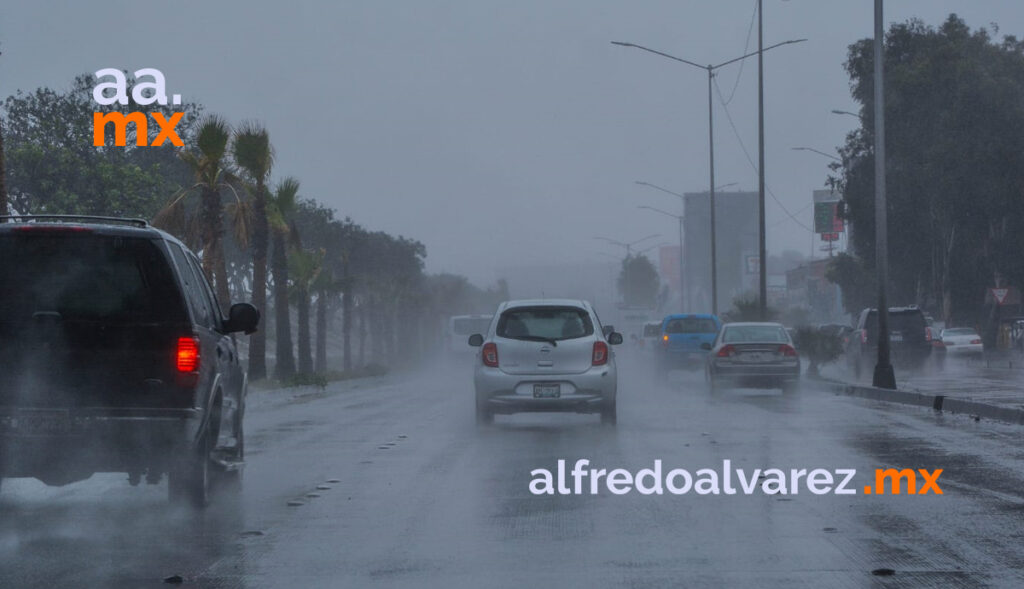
[[3, 352, 1024, 588]]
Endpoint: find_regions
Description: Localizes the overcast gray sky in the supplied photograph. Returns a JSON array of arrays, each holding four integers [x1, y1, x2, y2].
[[2, 1, 1022, 285]]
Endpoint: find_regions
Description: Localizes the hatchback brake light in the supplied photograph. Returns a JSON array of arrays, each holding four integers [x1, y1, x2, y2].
[[716, 344, 736, 358], [592, 341, 609, 366], [176, 336, 200, 372], [481, 342, 499, 367], [778, 344, 798, 357]]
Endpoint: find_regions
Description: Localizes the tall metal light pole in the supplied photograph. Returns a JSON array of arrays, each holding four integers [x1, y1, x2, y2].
[[612, 39, 803, 314], [637, 205, 684, 309], [757, 0, 768, 320], [635, 180, 737, 314], [872, 0, 896, 389]]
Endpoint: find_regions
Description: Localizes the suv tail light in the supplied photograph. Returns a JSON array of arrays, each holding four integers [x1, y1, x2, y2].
[[481, 342, 499, 367], [778, 344, 798, 357], [592, 341, 609, 366], [176, 336, 200, 373], [662, 334, 669, 348], [716, 344, 736, 358]]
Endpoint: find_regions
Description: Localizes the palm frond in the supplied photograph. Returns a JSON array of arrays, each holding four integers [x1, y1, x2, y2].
[[196, 115, 231, 164], [232, 121, 273, 180], [274, 176, 300, 216]]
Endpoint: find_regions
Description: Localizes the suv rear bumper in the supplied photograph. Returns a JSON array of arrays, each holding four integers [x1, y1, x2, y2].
[[0, 407, 202, 481]]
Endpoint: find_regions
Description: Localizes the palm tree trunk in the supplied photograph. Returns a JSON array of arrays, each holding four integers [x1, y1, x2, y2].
[[358, 300, 367, 368], [315, 292, 328, 374], [297, 288, 313, 375], [249, 182, 269, 380], [198, 186, 231, 314], [271, 229, 295, 379], [342, 288, 353, 372]]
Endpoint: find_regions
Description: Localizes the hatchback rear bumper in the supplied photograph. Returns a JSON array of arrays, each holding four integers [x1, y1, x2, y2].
[[475, 366, 616, 414]]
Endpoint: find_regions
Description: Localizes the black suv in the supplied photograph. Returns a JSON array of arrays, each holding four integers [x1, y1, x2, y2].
[[0, 216, 259, 507], [846, 306, 932, 377]]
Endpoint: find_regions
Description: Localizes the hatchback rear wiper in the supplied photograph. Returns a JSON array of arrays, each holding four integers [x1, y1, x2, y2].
[[510, 335, 558, 347]]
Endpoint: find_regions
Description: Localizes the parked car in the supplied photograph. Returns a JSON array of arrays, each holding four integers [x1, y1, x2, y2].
[[846, 306, 932, 377], [703, 322, 801, 394], [655, 313, 722, 374], [470, 299, 621, 425], [0, 216, 259, 507], [444, 314, 493, 358], [939, 327, 983, 356]]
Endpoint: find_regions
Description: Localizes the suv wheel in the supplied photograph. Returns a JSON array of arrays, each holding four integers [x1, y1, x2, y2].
[[169, 434, 211, 508]]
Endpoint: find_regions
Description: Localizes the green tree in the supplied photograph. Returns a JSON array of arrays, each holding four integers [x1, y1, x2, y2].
[[833, 15, 1024, 326], [267, 176, 299, 380], [617, 254, 660, 308]]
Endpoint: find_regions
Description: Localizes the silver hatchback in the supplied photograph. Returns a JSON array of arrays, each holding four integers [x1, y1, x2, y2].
[[470, 299, 622, 425]]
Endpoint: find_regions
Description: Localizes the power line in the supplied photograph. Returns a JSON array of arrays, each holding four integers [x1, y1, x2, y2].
[[711, 75, 813, 232], [722, 0, 760, 106]]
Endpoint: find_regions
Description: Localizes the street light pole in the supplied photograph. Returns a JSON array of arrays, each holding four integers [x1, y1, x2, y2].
[[757, 0, 768, 320], [872, 0, 896, 389], [612, 38, 804, 316]]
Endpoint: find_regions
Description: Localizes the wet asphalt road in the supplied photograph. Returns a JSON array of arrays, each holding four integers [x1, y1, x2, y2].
[[2, 352, 1024, 588]]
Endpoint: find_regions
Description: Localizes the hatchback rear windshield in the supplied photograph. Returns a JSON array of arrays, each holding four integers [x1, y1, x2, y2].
[[721, 325, 788, 343], [497, 306, 594, 341], [665, 317, 718, 334], [452, 317, 492, 335], [0, 233, 184, 324]]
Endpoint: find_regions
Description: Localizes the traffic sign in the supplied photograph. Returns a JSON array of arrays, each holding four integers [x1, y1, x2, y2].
[[991, 288, 1009, 305]]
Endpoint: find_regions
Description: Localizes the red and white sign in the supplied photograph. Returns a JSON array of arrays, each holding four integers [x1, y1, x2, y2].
[[991, 288, 1009, 305]]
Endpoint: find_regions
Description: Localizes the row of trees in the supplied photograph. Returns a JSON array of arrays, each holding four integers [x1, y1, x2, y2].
[[829, 14, 1024, 329], [0, 73, 506, 381]]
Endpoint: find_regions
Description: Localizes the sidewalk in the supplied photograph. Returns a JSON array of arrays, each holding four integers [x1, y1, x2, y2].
[[817, 352, 1024, 421]]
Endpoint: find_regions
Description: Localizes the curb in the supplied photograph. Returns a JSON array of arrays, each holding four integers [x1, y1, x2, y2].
[[809, 375, 1024, 426]]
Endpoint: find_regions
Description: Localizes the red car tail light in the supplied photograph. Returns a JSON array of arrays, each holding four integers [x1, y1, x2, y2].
[[860, 329, 868, 344], [970, 338, 982, 345], [176, 336, 200, 373], [481, 342, 499, 367], [925, 327, 933, 342], [716, 344, 736, 358], [592, 341, 609, 366], [778, 344, 798, 357]]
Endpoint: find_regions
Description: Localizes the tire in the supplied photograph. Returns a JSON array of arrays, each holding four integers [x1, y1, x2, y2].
[[169, 434, 211, 509], [600, 401, 617, 425]]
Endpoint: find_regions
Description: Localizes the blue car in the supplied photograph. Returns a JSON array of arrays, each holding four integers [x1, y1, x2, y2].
[[656, 313, 722, 373]]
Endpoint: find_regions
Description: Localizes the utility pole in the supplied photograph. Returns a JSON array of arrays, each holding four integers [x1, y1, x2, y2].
[[872, 0, 896, 389], [757, 0, 768, 320]]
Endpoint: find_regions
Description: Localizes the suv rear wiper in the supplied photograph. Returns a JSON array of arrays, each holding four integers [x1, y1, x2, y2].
[[510, 335, 558, 347]]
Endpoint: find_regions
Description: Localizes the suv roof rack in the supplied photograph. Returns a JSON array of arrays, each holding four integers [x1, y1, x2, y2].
[[0, 215, 149, 228]]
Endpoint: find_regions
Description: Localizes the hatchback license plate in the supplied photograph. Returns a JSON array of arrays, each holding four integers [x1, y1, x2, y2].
[[533, 384, 560, 398], [16, 410, 72, 435]]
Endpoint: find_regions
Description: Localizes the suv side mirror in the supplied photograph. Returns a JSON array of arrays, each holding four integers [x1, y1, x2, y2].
[[700, 342, 712, 351], [607, 332, 623, 345], [468, 334, 484, 347], [224, 303, 260, 334]]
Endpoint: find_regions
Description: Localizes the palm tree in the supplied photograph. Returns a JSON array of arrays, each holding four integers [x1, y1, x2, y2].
[[268, 177, 299, 379], [290, 247, 324, 376], [0, 112, 8, 219], [153, 115, 248, 311], [233, 123, 273, 380]]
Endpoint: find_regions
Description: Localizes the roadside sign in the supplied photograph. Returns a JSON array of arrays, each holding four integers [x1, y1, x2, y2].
[[991, 288, 1009, 305], [820, 232, 839, 242]]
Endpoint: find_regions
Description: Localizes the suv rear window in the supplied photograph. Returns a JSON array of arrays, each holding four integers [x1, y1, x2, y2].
[[497, 306, 594, 341], [665, 317, 718, 334], [863, 310, 926, 340], [0, 233, 184, 324]]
